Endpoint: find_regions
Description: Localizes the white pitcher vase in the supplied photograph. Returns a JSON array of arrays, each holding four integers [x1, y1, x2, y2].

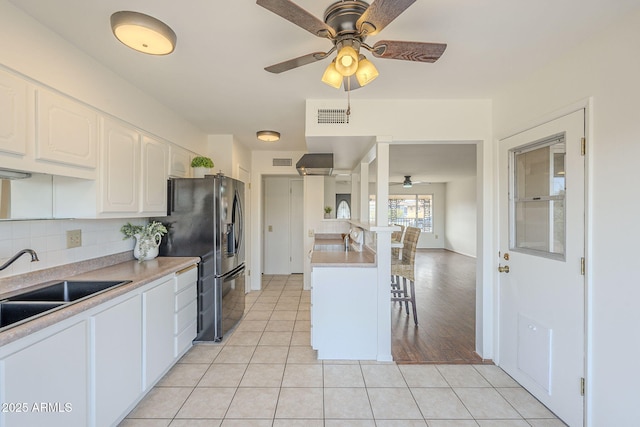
[[133, 232, 161, 261]]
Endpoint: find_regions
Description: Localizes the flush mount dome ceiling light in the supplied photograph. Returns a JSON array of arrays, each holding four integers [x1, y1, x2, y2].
[[110, 11, 176, 55], [257, 130, 280, 142]]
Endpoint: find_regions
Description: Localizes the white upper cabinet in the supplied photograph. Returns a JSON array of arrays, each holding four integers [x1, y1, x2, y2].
[[169, 143, 192, 178], [141, 135, 169, 213], [0, 68, 28, 157], [36, 88, 97, 170], [101, 118, 140, 213]]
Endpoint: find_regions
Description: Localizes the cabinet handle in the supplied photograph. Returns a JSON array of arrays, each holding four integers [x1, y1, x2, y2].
[[176, 264, 197, 275]]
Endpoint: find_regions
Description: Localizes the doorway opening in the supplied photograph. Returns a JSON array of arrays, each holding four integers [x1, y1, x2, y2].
[[388, 142, 482, 364]]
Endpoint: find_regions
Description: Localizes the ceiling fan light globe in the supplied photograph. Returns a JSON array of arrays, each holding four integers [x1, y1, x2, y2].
[[321, 60, 343, 89], [355, 57, 379, 86], [335, 45, 359, 76]]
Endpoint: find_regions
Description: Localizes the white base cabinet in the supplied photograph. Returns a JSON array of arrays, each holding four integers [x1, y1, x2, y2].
[[311, 267, 378, 360], [92, 295, 142, 427], [174, 265, 198, 357], [0, 322, 89, 427], [0, 266, 198, 427], [143, 277, 175, 389]]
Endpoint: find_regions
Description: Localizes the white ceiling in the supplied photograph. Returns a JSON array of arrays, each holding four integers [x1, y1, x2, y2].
[[7, 0, 638, 182]]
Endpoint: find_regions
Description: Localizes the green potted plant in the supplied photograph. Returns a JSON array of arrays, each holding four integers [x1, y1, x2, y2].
[[191, 156, 214, 178], [121, 221, 168, 262], [324, 206, 332, 219]]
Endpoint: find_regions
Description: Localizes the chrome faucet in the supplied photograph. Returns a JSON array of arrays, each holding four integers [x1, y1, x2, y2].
[[0, 249, 39, 271]]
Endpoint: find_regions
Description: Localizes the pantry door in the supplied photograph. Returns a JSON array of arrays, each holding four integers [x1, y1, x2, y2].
[[498, 109, 585, 426]]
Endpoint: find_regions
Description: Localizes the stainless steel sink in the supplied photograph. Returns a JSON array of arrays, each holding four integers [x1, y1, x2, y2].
[[6, 280, 131, 303], [0, 280, 131, 331], [0, 301, 65, 329]]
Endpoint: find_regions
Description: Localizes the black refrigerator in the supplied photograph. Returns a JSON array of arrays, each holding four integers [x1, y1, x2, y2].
[[154, 174, 245, 342]]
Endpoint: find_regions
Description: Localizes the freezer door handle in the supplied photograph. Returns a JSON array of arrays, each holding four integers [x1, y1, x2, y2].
[[223, 265, 245, 282]]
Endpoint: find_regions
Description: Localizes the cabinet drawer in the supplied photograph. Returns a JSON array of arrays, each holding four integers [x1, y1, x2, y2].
[[174, 320, 197, 358], [175, 285, 197, 312], [175, 265, 197, 293], [175, 299, 197, 335]]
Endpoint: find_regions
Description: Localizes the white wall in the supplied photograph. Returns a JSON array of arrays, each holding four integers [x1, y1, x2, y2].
[[445, 177, 477, 257], [206, 134, 252, 180], [492, 7, 640, 425]]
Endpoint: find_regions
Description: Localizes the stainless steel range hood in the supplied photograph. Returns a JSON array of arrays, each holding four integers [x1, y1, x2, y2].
[[296, 153, 333, 176]]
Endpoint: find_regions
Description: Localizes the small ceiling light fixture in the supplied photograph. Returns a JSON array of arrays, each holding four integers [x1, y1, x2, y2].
[[403, 176, 413, 188], [257, 130, 280, 142], [110, 11, 176, 55]]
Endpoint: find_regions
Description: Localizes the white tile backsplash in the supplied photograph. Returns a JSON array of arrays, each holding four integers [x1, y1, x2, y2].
[[0, 218, 146, 279]]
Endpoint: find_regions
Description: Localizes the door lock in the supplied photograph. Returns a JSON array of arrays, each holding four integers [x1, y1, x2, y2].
[[498, 265, 510, 273]]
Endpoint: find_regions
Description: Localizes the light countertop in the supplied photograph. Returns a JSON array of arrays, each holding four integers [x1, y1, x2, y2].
[[312, 235, 376, 267]]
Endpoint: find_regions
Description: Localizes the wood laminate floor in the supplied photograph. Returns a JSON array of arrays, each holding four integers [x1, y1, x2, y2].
[[392, 249, 491, 365]]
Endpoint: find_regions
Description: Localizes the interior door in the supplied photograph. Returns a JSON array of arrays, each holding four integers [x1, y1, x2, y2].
[[290, 179, 304, 273], [498, 109, 585, 426]]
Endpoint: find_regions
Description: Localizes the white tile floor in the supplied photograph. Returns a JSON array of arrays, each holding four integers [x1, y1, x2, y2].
[[120, 274, 566, 427]]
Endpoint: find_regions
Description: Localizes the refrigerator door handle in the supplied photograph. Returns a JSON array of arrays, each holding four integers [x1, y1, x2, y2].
[[222, 265, 245, 282], [232, 189, 243, 255], [167, 179, 175, 215]]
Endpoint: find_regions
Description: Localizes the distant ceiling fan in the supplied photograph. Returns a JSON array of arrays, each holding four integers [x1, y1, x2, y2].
[[256, 0, 447, 90], [390, 175, 424, 188]]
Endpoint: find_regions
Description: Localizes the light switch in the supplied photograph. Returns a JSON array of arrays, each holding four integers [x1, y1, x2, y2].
[[268, 225, 273, 232]]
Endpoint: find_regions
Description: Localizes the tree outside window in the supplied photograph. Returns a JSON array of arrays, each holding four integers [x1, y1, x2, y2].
[[388, 194, 433, 232]]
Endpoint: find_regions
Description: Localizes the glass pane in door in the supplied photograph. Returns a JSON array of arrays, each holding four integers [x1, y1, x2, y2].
[[511, 135, 566, 259]]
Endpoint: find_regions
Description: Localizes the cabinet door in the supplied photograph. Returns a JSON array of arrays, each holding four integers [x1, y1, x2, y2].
[[169, 144, 192, 178], [141, 136, 168, 213], [93, 294, 142, 427], [0, 322, 89, 427], [101, 118, 140, 213], [143, 278, 175, 389], [0, 69, 28, 156], [36, 88, 97, 168]]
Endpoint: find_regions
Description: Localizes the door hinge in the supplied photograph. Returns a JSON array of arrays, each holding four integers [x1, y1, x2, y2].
[[581, 137, 586, 156], [580, 377, 586, 396], [248, 182, 251, 190], [580, 257, 586, 275]]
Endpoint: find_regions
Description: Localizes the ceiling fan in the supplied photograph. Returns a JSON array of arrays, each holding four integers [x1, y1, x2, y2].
[[390, 175, 425, 188], [256, 0, 447, 90]]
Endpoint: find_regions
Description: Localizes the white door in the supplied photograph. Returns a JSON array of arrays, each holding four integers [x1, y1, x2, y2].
[[498, 109, 585, 426], [264, 177, 291, 274], [290, 179, 304, 273]]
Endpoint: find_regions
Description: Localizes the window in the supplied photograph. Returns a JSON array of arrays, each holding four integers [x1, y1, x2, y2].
[[335, 194, 351, 219], [510, 133, 566, 259], [388, 194, 433, 232]]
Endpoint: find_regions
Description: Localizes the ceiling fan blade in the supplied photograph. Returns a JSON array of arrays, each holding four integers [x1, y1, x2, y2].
[[257, 0, 335, 38], [356, 0, 416, 36], [372, 40, 447, 62], [264, 52, 328, 73]]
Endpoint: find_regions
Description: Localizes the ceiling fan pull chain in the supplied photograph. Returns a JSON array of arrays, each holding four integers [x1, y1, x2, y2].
[[347, 78, 351, 113]]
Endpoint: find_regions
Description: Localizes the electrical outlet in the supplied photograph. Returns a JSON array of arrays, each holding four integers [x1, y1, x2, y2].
[[435, 234, 439, 239], [66, 229, 82, 248], [308, 229, 314, 237]]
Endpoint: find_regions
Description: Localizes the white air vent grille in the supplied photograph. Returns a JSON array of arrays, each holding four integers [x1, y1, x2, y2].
[[272, 158, 292, 167], [317, 109, 350, 124]]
